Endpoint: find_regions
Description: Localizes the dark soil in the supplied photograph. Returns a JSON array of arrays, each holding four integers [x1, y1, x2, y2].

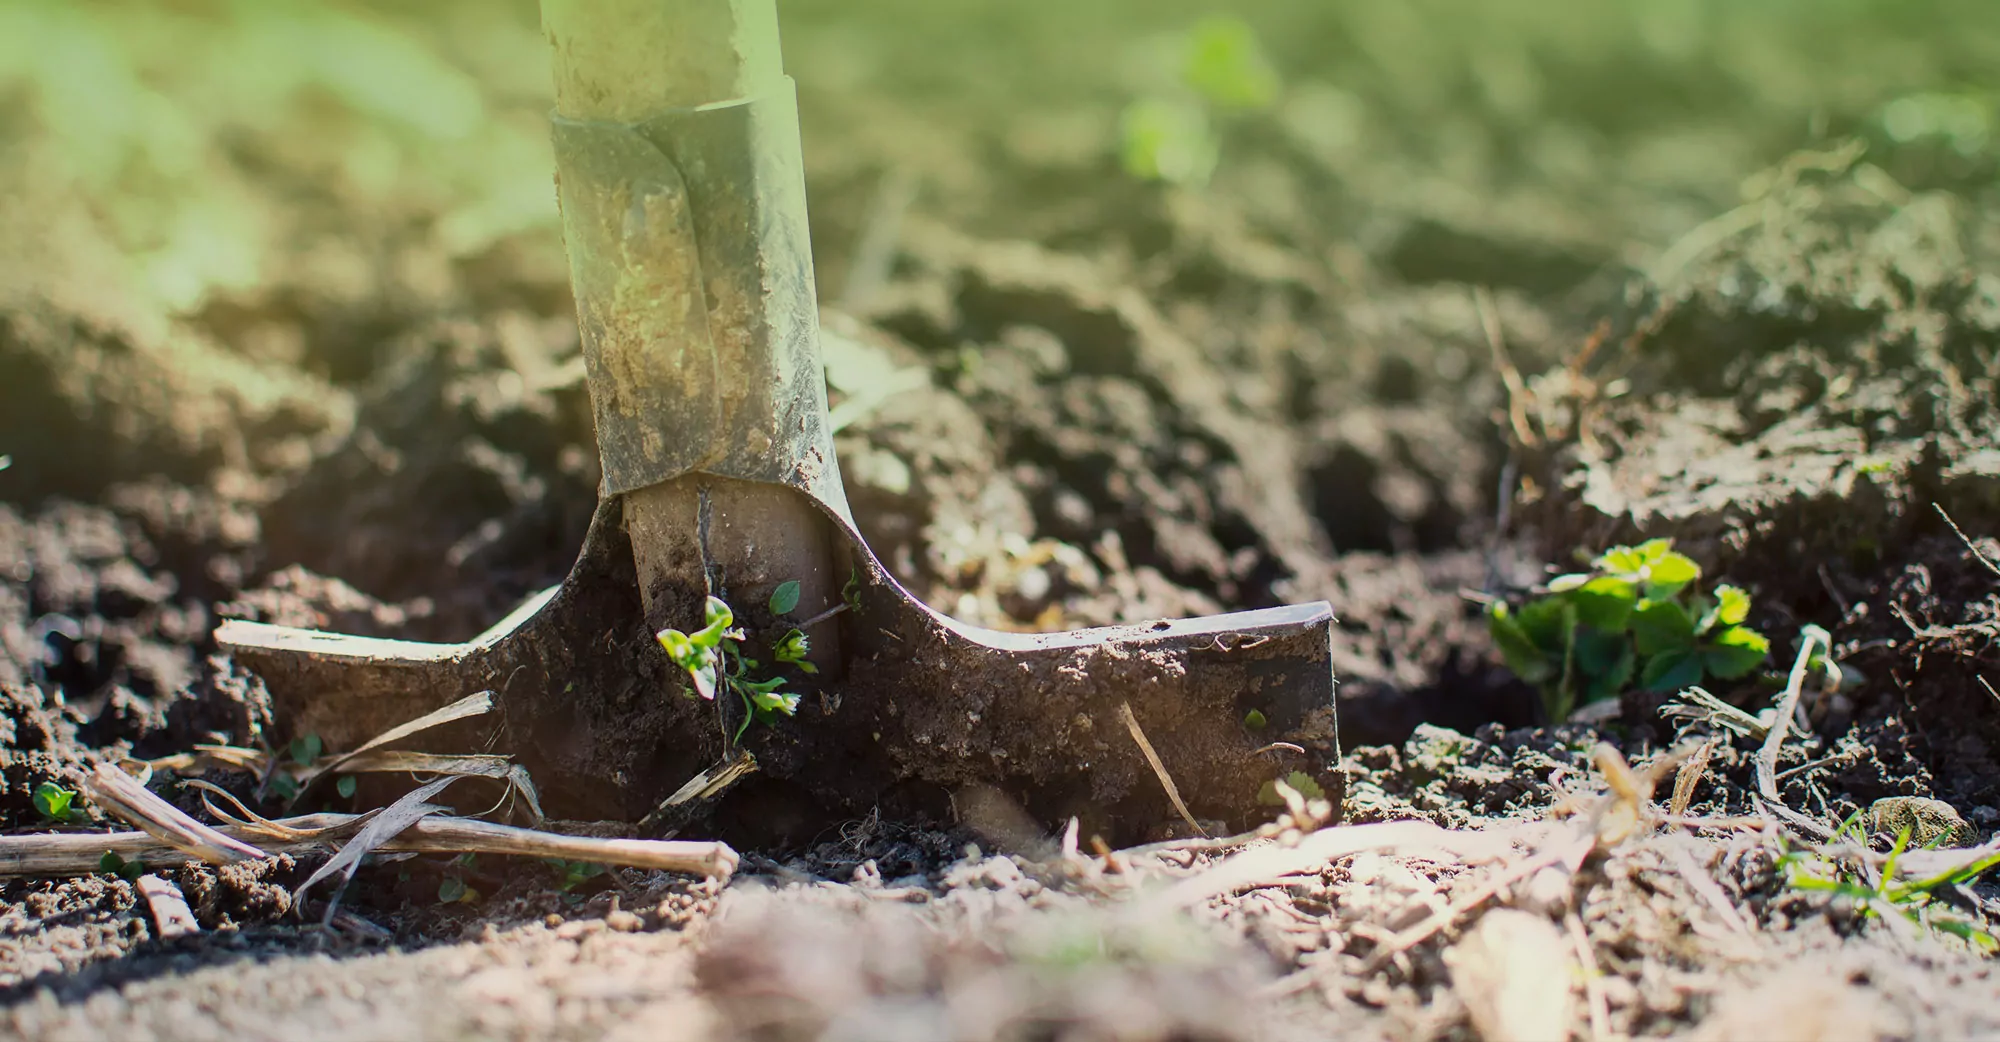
[[5, 0, 2000, 1038]]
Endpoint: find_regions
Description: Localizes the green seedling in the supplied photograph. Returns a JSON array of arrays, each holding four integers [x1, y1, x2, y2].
[[438, 853, 479, 905], [33, 781, 79, 824], [1257, 770, 1325, 806], [1489, 539, 1771, 724], [543, 858, 606, 893], [1119, 15, 1281, 188], [1181, 15, 1280, 110], [336, 776, 358, 799], [267, 773, 301, 803], [1242, 708, 1268, 731], [290, 733, 323, 766], [842, 569, 863, 615], [772, 628, 816, 673], [1781, 812, 2000, 950], [99, 851, 144, 882], [657, 594, 807, 743]]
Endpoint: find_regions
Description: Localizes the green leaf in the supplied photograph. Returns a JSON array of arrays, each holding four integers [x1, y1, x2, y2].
[[1545, 573, 1592, 593], [438, 876, 467, 903], [703, 596, 734, 631], [100, 851, 125, 875], [1702, 626, 1771, 679], [336, 776, 358, 799], [1243, 708, 1268, 730], [687, 659, 719, 701], [1642, 550, 1700, 596], [1568, 576, 1638, 630], [1515, 597, 1577, 648], [1640, 649, 1704, 693], [1283, 771, 1325, 801], [1573, 630, 1635, 703], [1713, 585, 1751, 627], [1631, 599, 1696, 656], [268, 773, 300, 802], [1489, 605, 1556, 683], [768, 581, 802, 617], [34, 781, 76, 823], [290, 733, 323, 766], [1595, 544, 1650, 576]]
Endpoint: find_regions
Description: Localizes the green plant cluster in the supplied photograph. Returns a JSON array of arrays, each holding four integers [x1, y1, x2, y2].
[[656, 588, 809, 743], [1489, 539, 1771, 723]]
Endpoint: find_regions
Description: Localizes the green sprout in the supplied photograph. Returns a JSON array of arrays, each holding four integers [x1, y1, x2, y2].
[[842, 568, 863, 614], [1489, 539, 1771, 723], [1781, 812, 2000, 951], [336, 776, 358, 799], [543, 858, 606, 893], [290, 733, 323, 766], [1119, 15, 1281, 187], [99, 851, 144, 882], [1257, 770, 1325, 806], [34, 782, 79, 824], [1181, 15, 1280, 110], [657, 594, 808, 743], [438, 852, 479, 904]]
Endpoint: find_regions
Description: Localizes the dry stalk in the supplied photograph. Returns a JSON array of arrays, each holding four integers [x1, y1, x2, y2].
[[80, 763, 267, 866], [1755, 626, 1834, 840], [1564, 910, 1614, 1042], [1669, 738, 1718, 819], [0, 814, 739, 880], [1118, 701, 1205, 838]]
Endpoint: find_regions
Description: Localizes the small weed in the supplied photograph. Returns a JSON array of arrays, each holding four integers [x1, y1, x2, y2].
[[438, 853, 479, 905], [1781, 812, 1999, 950], [98, 851, 144, 882], [267, 773, 301, 803], [1489, 539, 1771, 723], [290, 733, 323, 766], [336, 775, 358, 799], [543, 858, 606, 893], [1242, 708, 1268, 730], [658, 594, 808, 743], [34, 781, 79, 824], [1257, 770, 1324, 806], [842, 569, 863, 614]]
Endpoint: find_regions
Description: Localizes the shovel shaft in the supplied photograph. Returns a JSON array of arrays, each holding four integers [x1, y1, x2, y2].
[[542, 0, 847, 641], [543, 0, 842, 506]]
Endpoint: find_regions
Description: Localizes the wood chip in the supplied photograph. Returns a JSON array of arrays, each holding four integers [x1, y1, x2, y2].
[[136, 873, 200, 939]]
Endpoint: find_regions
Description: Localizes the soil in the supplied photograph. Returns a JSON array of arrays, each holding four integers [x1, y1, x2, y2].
[[6, 0, 2000, 1038]]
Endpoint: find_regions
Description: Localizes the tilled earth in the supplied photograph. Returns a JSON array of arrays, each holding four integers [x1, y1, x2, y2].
[[5, 0, 2000, 1038]]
